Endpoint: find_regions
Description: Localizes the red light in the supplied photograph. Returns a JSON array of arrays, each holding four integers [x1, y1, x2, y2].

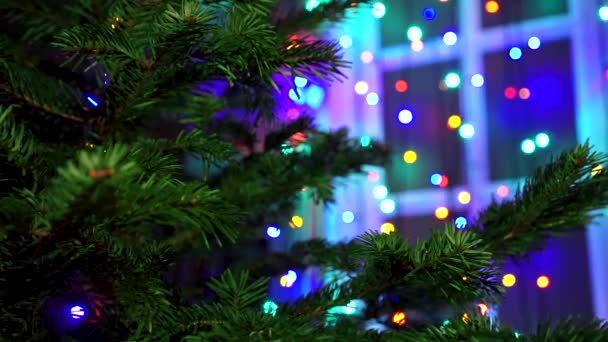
[[395, 80, 409, 92], [504, 87, 517, 99], [392, 311, 407, 326], [439, 175, 449, 187], [368, 171, 380, 182], [477, 303, 489, 316]]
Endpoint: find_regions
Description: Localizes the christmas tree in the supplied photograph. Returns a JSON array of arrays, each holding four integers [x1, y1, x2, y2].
[[1, 1, 608, 340]]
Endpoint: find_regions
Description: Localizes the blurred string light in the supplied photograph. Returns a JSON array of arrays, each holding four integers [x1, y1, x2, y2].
[[294, 76, 308, 88], [373, 185, 388, 199], [485, 0, 499, 14], [592, 165, 604, 176], [518, 87, 530, 100], [535, 133, 550, 148], [521, 139, 536, 154], [392, 311, 407, 326], [361, 51, 374, 63], [263, 300, 278, 316], [411, 40, 424, 52], [459, 123, 475, 139], [458, 191, 471, 204], [290, 215, 304, 228], [289, 89, 305, 104], [366, 92, 379, 105], [339, 35, 352, 48], [422, 7, 437, 20], [306, 85, 325, 109], [371, 2, 386, 18], [398, 109, 413, 124], [454, 216, 467, 229], [368, 171, 380, 182], [380, 198, 396, 214], [599, 6, 608, 21], [496, 185, 509, 198], [502, 274, 517, 287], [439, 175, 449, 187], [447, 114, 462, 130], [509, 47, 522, 60], [477, 303, 489, 316], [305, 0, 326, 11], [407, 26, 423, 41], [342, 211, 355, 223], [355, 81, 369, 95], [504, 86, 517, 99], [443, 31, 458, 46], [435, 206, 449, 220], [266, 226, 281, 238], [430, 173, 443, 186], [87, 96, 99, 107], [471, 74, 484, 87], [403, 150, 417, 163], [395, 80, 408, 92], [360, 135, 371, 147], [70, 306, 85, 319], [444, 72, 461, 88], [280, 270, 298, 287], [528, 36, 541, 49], [536, 275, 550, 289], [380, 222, 395, 234]]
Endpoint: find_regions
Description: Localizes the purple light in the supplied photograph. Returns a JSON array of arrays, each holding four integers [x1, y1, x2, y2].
[[86, 96, 99, 107], [70, 305, 85, 319]]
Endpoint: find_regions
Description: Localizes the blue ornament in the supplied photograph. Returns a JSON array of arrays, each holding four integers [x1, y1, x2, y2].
[[422, 7, 437, 21]]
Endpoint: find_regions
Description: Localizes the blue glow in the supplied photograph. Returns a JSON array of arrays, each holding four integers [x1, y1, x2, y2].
[[371, 2, 386, 18], [86, 96, 99, 107], [360, 135, 371, 147], [599, 6, 608, 21], [444, 72, 461, 88], [366, 92, 379, 105], [509, 47, 522, 60], [342, 211, 355, 223], [527, 37, 541, 50], [372, 185, 388, 199], [398, 109, 413, 124], [455, 216, 468, 229], [430, 173, 442, 186], [535, 133, 550, 148], [422, 7, 436, 20], [289, 89, 306, 104], [339, 35, 353, 48], [70, 305, 85, 319], [294, 76, 308, 88], [266, 226, 281, 238], [459, 124, 475, 139], [286, 270, 298, 283], [521, 139, 536, 154], [306, 85, 325, 109], [443, 31, 457, 46], [471, 74, 484, 87], [379, 198, 395, 214]]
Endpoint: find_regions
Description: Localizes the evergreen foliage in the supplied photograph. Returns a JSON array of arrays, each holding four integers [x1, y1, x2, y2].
[[0, 0, 607, 340]]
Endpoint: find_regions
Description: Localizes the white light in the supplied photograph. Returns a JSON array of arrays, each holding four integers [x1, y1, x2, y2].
[[266, 226, 281, 238], [342, 211, 355, 223], [366, 92, 379, 105], [407, 26, 422, 41], [471, 74, 484, 87], [354, 81, 369, 95], [398, 109, 413, 124], [535, 133, 550, 148], [444, 73, 460, 88], [442, 31, 457, 46], [339, 35, 352, 48], [372, 185, 388, 199], [294, 76, 308, 88], [528, 36, 541, 50], [286, 270, 298, 283], [371, 2, 386, 18], [379, 198, 396, 214], [70, 306, 85, 319], [521, 139, 536, 154], [459, 124, 475, 139]]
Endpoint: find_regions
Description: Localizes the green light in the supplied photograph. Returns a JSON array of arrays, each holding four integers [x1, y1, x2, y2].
[[442, 319, 450, 326], [534, 133, 550, 148], [521, 139, 536, 154], [281, 143, 293, 154], [444, 72, 461, 88], [360, 135, 371, 147], [371, 2, 386, 18], [407, 26, 423, 41], [599, 6, 608, 21], [263, 300, 278, 316]]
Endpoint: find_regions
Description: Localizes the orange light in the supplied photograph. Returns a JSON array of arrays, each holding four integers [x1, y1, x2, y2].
[[519, 87, 530, 99], [502, 273, 516, 287], [395, 80, 409, 92], [435, 207, 449, 220], [280, 275, 293, 287], [392, 311, 407, 326], [485, 1, 499, 14], [411, 40, 424, 52], [537, 275, 550, 289], [447, 115, 462, 130], [477, 303, 489, 316], [439, 175, 449, 188]]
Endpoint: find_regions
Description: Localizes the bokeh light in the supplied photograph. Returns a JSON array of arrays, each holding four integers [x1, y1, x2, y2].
[[360, 135, 371, 147], [422, 7, 437, 21], [266, 226, 281, 238], [477, 303, 489, 316], [518, 87, 530, 99], [398, 109, 413, 124], [485, 1, 499, 14], [504, 86, 517, 99], [443, 31, 458, 46], [535, 133, 550, 148], [392, 311, 407, 326], [509, 47, 522, 60], [380, 222, 395, 234], [407, 26, 423, 41], [430, 173, 443, 186], [354, 81, 369, 95], [521, 139, 536, 154], [471, 74, 484, 87], [368, 171, 380, 182], [342, 211, 355, 223], [366, 92, 379, 105], [395, 80, 409, 92], [439, 175, 449, 187], [371, 2, 386, 18], [459, 123, 475, 139], [592, 165, 603, 177], [536, 275, 550, 289], [70, 306, 85, 319], [294, 76, 308, 88], [263, 300, 278, 316], [339, 35, 352, 48], [599, 6, 608, 21], [444, 72, 461, 88], [403, 150, 417, 164], [361, 50, 374, 63], [502, 274, 517, 287], [291, 215, 304, 228], [380, 198, 396, 214], [435, 207, 449, 220], [373, 185, 388, 199], [447, 114, 462, 130], [454, 216, 467, 229], [458, 191, 471, 204], [528, 36, 541, 49], [280, 275, 293, 287], [411, 40, 424, 52], [496, 185, 509, 198]]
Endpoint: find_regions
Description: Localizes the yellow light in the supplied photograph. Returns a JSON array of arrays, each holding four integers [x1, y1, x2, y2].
[[462, 276, 467, 281], [411, 40, 424, 52], [291, 215, 304, 228], [592, 165, 603, 176], [502, 273, 516, 287], [457, 191, 471, 204], [536, 275, 550, 289], [380, 222, 395, 234], [403, 150, 417, 164], [392, 311, 407, 326], [477, 303, 489, 316], [462, 312, 470, 323], [434, 207, 449, 220], [280, 275, 293, 287], [485, 1, 499, 14], [111, 24, 116, 29], [447, 115, 462, 130]]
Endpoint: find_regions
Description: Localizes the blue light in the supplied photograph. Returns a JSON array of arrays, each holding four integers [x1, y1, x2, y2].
[[527, 37, 541, 50], [371, 2, 386, 18], [305, 85, 325, 109], [70, 305, 85, 319], [294, 76, 308, 88], [422, 7, 436, 20], [289, 89, 306, 104], [521, 139, 536, 154], [339, 35, 353, 48], [509, 47, 522, 60], [266, 226, 281, 238], [342, 211, 355, 223], [459, 124, 475, 139], [455, 216, 468, 229], [430, 173, 442, 186], [471, 74, 484, 87], [398, 109, 413, 124], [366, 92, 379, 105], [379, 198, 395, 214], [286, 270, 298, 283], [535, 133, 550, 148], [372, 185, 388, 199], [86, 96, 99, 107]]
